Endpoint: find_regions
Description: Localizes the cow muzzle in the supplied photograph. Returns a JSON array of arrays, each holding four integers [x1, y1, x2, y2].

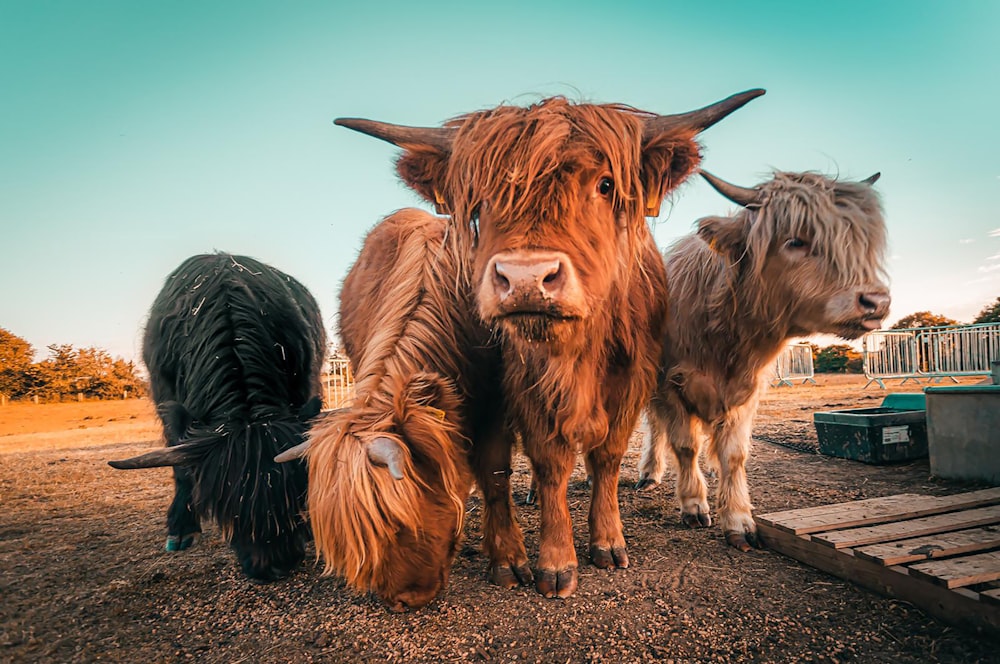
[[481, 250, 587, 320], [856, 289, 891, 330]]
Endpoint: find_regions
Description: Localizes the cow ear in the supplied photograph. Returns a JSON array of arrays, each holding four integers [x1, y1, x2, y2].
[[298, 396, 322, 422], [640, 136, 702, 217], [396, 147, 451, 214], [157, 401, 192, 445], [697, 215, 748, 260]]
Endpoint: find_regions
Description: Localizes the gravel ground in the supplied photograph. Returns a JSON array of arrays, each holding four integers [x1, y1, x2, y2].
[[1, 375, 996, 663]]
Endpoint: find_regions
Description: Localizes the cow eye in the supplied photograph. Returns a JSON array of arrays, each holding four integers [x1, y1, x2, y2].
[[786, 237, 808, 250], [597, 176, 614, 197], [469, 208, 480, 246]]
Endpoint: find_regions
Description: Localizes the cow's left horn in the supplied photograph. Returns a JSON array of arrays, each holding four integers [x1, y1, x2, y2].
[[861, 172, 881, 185], [274, 440, 311, 463], [335, 118, 454, 152], [108, 442, 202, 469], [367, 436, 406, 480], [700, 170, 762, 208], [643, 89, 765, 140]]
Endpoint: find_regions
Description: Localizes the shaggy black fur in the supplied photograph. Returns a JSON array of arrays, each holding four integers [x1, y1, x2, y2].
[[139, 253, 325, 581]]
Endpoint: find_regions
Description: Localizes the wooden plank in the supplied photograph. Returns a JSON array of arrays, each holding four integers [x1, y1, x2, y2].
[[982, 588, 1000, 606], [855, 525, 1000, 566], [811, 506, 1000, 549], [756, 522, 1000, 634], [756, 488, 1000, 535], [908, 551, 1000, 589]]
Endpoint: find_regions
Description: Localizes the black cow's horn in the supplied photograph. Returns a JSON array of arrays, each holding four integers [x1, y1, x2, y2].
[[367, 436, 406, 480], [335, 118, 454, 152], [700, 170, 762, 208], [861, 172, 881, 185], [274, 440, 311, 463], [643, 89, 765, 140], [108, 441, 202, 469]]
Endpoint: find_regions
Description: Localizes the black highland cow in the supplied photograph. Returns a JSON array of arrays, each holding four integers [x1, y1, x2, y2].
[[109, 253, 325, 582]]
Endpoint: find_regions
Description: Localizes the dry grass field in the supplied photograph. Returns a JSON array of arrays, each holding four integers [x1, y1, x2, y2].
[[1, 376, 996, 663]]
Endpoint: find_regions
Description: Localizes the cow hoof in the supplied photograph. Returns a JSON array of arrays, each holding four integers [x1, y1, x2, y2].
[[724, 531, 753, 552], [523, 488, 536, 506], [725, 530, 763, 552], [681, 510, 711, 528], [490, 561, 534, 588], [535, 567, 578, 599], [165, 532, 200, 552], [590, 545, 629, 570], [634, 477, 658, 491]]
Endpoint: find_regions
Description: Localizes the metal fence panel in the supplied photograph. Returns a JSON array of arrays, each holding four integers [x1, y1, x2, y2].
[[863, 322, 1000, 388], [772, 342, 816, 387]]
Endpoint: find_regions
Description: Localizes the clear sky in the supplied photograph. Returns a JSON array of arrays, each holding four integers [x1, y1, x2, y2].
[[2, 1, 998, 362]]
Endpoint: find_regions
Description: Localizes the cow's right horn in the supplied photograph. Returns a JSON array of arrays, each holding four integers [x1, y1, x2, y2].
[[335, 118, 454, 152], [861, 172, 881, 185], [366, 436, 406, 480], [700, 170, 762, 208], [108, 442, 202, 469]]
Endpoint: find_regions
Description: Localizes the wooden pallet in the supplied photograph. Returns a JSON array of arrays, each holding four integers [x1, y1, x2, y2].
[[755, 487, 1000, 635]]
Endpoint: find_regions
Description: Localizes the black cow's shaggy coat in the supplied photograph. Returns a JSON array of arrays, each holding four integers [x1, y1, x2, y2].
[[110, 253, 325, 582]]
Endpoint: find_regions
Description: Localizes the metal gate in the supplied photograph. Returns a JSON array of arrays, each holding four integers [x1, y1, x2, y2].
[[863, 322, 1000, 388], [772, 342, 817, 387]]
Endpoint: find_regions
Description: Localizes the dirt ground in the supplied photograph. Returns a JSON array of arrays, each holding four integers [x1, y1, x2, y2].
[[1, 374, 996, 663]]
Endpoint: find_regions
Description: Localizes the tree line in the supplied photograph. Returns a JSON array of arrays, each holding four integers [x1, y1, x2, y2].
[[0, 327, 146, 402], [808, 296, 1000, 374]]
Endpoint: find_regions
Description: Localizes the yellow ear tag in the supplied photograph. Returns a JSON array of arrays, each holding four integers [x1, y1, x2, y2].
[[427, 407, 447, 421], [645, 194, 661, 218], [433, 190, 448, 215]]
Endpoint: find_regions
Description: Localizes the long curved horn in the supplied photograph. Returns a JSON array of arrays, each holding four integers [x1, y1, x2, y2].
[[334, 118, 454, 152], [643, 89, 765, 140], [367, 436, 406, 480], [108, 442, 202, 470], [861, 172, 881, 185], [700, 170, 762, 208]]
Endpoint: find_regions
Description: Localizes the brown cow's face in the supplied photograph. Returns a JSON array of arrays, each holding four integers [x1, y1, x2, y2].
[[393, 101, 703, 351], [307, 374, 472, 612], [699, 173, 890, 340], [472, 165, 624, 348]]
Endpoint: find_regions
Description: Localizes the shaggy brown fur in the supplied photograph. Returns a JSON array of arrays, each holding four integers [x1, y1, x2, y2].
[[307, 209, 506, 611], [639, 171, 890, 550], [337, 91, 762, 598]]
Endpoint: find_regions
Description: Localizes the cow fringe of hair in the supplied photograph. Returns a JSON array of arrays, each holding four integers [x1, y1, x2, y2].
[[440, 99, 653, 262], [181, 418, 309, 546], [308, 211, 472, 591]]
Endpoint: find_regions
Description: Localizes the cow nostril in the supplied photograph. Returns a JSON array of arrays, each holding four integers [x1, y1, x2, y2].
[[858, 294, 877, 313], [541, 262, 563, 291]]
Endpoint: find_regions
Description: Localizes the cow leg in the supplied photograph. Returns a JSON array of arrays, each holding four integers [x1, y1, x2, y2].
[[587, 440, 629, 570], [636, 406, 668, 489], [470, 426, 532, 589], [709, 399, 760, 551], [669, 413, 711, 529], [166, 466, 201, 551], [528, 444, 578, 598]]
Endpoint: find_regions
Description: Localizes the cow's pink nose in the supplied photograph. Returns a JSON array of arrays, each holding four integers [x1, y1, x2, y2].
[[858, 291, 891, 317], [493, 258, 565, 302]]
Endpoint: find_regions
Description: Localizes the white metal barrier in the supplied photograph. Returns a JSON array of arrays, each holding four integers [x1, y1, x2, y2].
[[863, 322, 1000, 388], [772, 342, 817, 387], [323, 357, 355, 408]]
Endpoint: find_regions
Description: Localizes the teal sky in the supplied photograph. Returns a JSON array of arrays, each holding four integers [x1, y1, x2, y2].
[[2, 1, 998, 361]]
